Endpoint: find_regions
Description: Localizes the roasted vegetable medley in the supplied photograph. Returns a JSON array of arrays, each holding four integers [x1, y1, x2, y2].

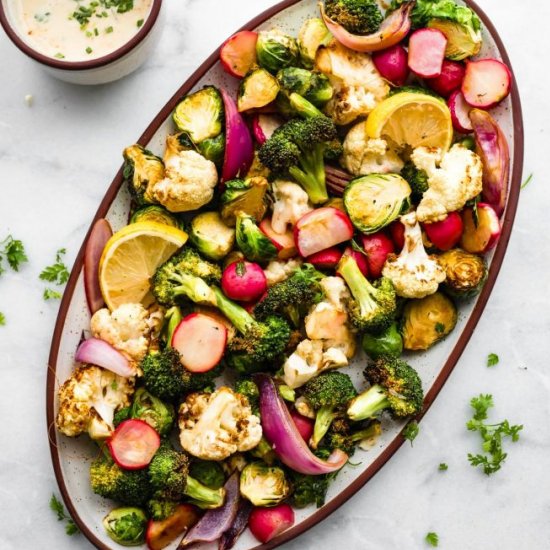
[[55, 0, 512, 547]]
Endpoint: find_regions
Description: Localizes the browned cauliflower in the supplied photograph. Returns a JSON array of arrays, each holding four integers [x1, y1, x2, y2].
[[178, 387, 262, 461], [55, 365, 134, 440]]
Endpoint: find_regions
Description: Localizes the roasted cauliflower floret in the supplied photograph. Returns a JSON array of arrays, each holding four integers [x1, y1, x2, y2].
[[382, 212, 446, 299], [56, 365, 134, 440], [178, 387, 262, 461], [411, 144, 483, 223], [148, 149, 218, 213], [263, 258, 303, 287], [341, 122, 404, 176], [271, 180, 313, 234], [91, 303, 163, 368]]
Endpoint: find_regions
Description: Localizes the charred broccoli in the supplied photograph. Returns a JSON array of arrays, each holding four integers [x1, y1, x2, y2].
[[129, 388, 175, 436], [323, 417, 382, 456], [401, 161, 429, 204], [234, 378, 260, 416], [325, 0, 383, 35]]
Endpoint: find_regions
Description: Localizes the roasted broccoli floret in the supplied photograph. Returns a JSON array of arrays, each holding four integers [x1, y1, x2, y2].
[[253, 264, 324, 326], [323, 417, 382, 456], [129, 388, 175, 436], [259, 116, 340, 204], [147, 498, 178, 521], [347, 357, 424, 420], [401, 161, 429, 204], [149, 443, 225, 509], [325, 0, 383, 35], [90, 450, 151, 507], [234, 378, 260, 416], [303, 371, 358, 448], [289, 471, 334, 508], [152, 247, 221, 307], [189, 460, 226, 489], [141, 348, 222, 401], [338, 255, 397, 334]]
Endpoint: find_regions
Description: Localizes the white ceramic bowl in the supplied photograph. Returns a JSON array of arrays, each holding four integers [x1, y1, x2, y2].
[[0, 0, 163, 85]]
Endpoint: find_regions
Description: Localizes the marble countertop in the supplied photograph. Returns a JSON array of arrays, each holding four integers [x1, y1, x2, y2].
[[1, 0, 549, 548]]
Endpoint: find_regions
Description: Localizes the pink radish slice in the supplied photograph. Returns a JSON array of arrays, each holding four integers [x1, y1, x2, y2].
[[220, 31, 258, 78], [252, 114, 283, 145], [361, 232, 395, 279], [462, 58, 511, 109], [294, 208, 354, 258], [470, 108, 510, 217], [388, 221, 405, 251], [407, 28, 447, 78], [372, 44, 409, 86], [84, 218, 112, 314], [461, 203, 501, 254], [422, 211, 463, 251], [222, 261, 267, 302], [341, 246, 369, 277], [259, 218, 297, 259], [306, 246, 343, 270], [75, 337, 134, 377], [448, 90, 473, 133], [427, 60, 465, 98], [289, 409, 314, 443], [171, 313, 227, 373], [107, 419, 161, 470], [248, 504, 295, 544]]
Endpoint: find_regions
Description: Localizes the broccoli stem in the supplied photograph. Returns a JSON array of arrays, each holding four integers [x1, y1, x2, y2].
[[347, 385, 389, 421], [311, 405, 337, 449], [338, 256, 378, 316], [349, 421, 381, 443], [171, 272, 216, 305], [289, 154, 328, 205], [212, 286, 255, 334], [184, 476, 225, 509]]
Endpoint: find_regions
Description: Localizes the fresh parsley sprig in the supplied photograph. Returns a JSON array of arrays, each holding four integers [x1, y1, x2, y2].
[[403, 421, 419, 445], [0, 235, 28, 275], [466, 394, 523, 475], [49, 494, 79, 536], [487, 353, 499, 367], [426, 532, 439, 547], [40, 248, 69, 300]]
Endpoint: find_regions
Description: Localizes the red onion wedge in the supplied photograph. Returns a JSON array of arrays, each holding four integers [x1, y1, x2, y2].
[[252, 114, 283, 145], [469, 109, 510, 217], [221, 90, 254, 185], [107, 419, 161, 470], [75, 337, 134, 377], [255, 374, 348, 475], [179, 473, 240, 548], [84, 218, 112, 314], [320, 2, 413, 53], [218, 500, 252, 550]]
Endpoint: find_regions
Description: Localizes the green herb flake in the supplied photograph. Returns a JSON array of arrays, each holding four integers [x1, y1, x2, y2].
[[39, 248, 69, 285], [54, 52, 66, 59], [85, 46, 93, 54], [0, 235, 28, 274], [50, 494, 80, 536], [0, 312, 5, 326], [235, 261, 247, 277], [435, 322, 445, 334], [94, 27, 99, 36], [105, 25, 114, 33], [136, 18, 144, 27], [438, 463, 448, 471], [403, 421, 419, 445], [520, 173, 533, 190], [44, 288, 62, 301], [487, 353, 499, 367], [426, 532, 439, 547]]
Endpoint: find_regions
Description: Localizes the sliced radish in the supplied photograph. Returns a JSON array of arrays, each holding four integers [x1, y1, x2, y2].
[[252, 114, 283, 145], [146, 504, 200, 550], [171, 313, 227, 373], [294, 208, 354, 258], [289, 409, 314, 443], [107, 419, 161, 470], [427, 60, 465, 98], [341, 246, 369, 277], [461, 203, 501, 254], [75, 337, 134, 378], [372, 44, 409, 86], [248, 504, 295, 544], [462, 58, 511, 109], [259, 218, 297, 259], [84, 218, 112, 314], [221, 261, 267, 302], [388, 221, 405, 251], [422, 211, 463, 251], [307, 246, 343, 270], [407, 28, 447, 78], [220, 31, 258, 78], [361, 232, 395, 279], [448, 90, 473, 133]]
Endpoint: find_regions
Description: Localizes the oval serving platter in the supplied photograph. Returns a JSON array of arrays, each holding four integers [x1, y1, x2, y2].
[[47, 1, 524, 548]]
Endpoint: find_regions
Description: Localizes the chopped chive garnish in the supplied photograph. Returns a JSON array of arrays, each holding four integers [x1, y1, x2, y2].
[[85, 46, 93, 54], [136, 18, 144, 27], [54, 52, 65, 59]]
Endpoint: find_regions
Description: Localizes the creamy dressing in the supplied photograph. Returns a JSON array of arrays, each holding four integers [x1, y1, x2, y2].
[[13, 0, 153, 61]]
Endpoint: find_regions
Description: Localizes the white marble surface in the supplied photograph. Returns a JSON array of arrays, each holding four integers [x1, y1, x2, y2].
[[0, 0, 549, 548]]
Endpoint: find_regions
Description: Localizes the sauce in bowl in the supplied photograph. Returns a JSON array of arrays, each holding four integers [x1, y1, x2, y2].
[[13, 0, 153, 61]]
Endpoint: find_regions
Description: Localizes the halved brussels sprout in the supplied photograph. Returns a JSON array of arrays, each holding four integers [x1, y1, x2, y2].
[[439, 248, 487, 299], [256, 29, 299, 74], [197, 133, 225, 167], [236, 212, 278, 263], [298, 18, 333, 68], [130, 205, 181, 229], [129, 388, 175, 436], [189, 211, 236, 261], [220, 176, 268, 226], [123, 145, 164, 206], [238, 68, 280, 112], [103, 507, 147, 546], [362, 322, 403, 360], [189, 460, 226, 489], [239, 462, 291, 507], [344, 174, 411, 234], [402, 292, 457, 351], [173, 86, 224, 143], [427, 19, 482, 61]]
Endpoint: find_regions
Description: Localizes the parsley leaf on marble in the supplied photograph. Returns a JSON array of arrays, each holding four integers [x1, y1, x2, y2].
[[466, 394, 523, 475], [487, 353, 499, 367], [40, 248, 69, 285], [44, 288, 62, 300], [50, 494, 80, 536], [426, 532, 439, 547], [438, 463, 448, 471], [403, 421, 419, 445], [0, 235, 28, 274], [0, 312, 5, 326], [520, 173, 533, 190]]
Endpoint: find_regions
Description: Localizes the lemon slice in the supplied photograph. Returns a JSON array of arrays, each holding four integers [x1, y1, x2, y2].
[[366, 92, 453, 152], [99, 221, 188, 310]]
